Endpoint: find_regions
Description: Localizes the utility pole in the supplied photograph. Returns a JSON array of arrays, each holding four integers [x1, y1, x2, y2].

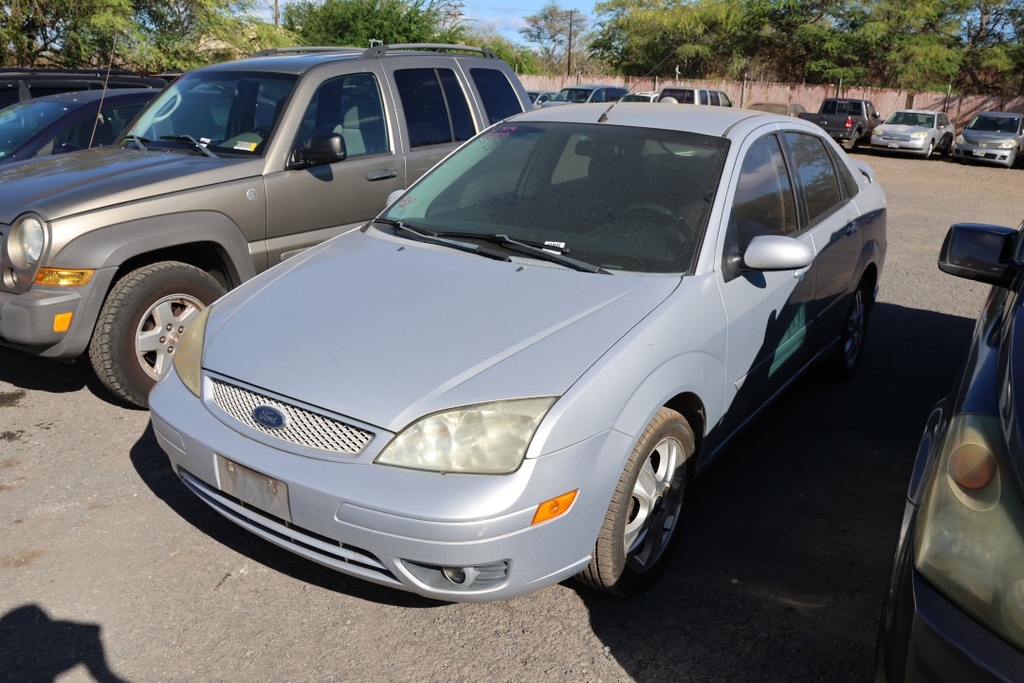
[[566, 9, 575, 77]]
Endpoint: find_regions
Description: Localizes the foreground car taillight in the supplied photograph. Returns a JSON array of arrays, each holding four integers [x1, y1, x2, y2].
[[914, 414, 1024, 651]]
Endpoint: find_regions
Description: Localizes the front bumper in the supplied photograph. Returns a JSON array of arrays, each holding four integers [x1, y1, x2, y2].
[[0, 268, 115, 358], [149, 368, 630, 602], [951, 142, 1016, 167], [871, 136, 930, 155]]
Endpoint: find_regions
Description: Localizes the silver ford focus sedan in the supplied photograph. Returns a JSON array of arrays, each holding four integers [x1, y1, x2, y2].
[[149, 103, 887, 602]]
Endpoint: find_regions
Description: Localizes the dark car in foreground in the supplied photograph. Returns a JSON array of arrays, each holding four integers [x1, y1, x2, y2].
[[0, 88, 157, 164], [876, 220, 1024, 681]]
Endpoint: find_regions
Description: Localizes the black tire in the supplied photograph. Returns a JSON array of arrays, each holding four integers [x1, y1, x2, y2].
[[831, 280, 872, 379], [578, 408, 695, 595], [89, 261, 226, 408]]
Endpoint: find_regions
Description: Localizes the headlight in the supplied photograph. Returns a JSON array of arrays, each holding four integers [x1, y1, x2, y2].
[[999, 139, 1017, 149], [172, 305, 210, 397], [914, 414, 1024, 650], [955, 134, 965, 144], [376, 397, 556, 474], [911, 131, 928, 139], [8, 214, 46, 267], [872, 128, 885, 137]]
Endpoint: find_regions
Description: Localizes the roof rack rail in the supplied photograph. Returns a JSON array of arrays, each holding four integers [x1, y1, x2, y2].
[[360, 43, 498, 60], [248, 46, 364, 58]]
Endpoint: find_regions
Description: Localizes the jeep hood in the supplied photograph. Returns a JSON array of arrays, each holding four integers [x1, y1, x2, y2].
[[0, 147, 261, 223], [201, 229, 680, 432]]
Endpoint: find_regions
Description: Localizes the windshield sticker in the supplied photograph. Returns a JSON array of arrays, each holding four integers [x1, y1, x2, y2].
[[234, 141, 258, 152], [390, 195, 417, 219]]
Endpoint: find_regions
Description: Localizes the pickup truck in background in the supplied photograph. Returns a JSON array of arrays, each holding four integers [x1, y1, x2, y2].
[[799, 98, 881, 150]]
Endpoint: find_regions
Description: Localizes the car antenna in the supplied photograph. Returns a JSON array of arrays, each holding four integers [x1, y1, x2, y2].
[[88, 34, 117, 149], [596, 43, 687, 123]]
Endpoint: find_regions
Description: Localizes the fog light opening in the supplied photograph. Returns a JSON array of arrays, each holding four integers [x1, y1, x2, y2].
[[442, 566, 470, 585], [402, 559, 510, 592]]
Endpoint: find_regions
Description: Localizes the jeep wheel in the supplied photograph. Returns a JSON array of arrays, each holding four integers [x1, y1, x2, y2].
[[89, 262, 226, 408]]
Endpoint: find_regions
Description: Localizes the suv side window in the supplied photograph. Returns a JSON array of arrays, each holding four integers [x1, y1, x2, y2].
[[708, 91, 720, 106], [396, 68, 474, 148], [784, 132, 844, 225], [470, 68, 522, 125], [699, 90, 709, 105], [718, 91, 733, 107], [297, 73, 389, 157], [723, 134, 798, 280]]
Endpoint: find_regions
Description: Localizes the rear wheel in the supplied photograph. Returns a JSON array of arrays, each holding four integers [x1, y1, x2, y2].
[[89, 261, 226, 408], [578, 408, 695, 595], [832, 281, 871, 379]]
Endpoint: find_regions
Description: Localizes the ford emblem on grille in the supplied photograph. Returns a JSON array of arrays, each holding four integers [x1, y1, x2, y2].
[[253, 405, 288, 430]]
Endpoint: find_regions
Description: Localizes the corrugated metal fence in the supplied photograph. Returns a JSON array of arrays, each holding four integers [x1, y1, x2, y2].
[[519, 74, 1024, 127]]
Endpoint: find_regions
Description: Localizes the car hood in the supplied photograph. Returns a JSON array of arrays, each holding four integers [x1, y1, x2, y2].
[[877, 124, 928, 135], [0, 146, 258, 223], [202, 229, 680, 432], [961, 129, 1020, 145]]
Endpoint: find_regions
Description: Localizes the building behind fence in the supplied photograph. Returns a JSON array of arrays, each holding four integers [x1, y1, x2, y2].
[[519, 74, 1024, 128]]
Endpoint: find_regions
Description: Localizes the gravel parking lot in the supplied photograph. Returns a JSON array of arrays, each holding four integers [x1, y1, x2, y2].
[[1, 151, 1021, 683]]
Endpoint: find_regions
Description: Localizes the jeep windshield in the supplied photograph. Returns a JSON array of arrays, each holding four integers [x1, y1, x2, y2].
[[122, 70, 296, 157], [378, 121, 727, 274]]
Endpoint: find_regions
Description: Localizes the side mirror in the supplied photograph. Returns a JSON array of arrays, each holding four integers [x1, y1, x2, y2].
[[938, 223, 1021, 288], [385, 189, 406, 209], [289, 132, 347, 168], [743, 234, 814, 272]]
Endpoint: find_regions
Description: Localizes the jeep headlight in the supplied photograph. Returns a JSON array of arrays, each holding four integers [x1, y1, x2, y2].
[[172, 305, 210, 397], [914, 414, 1024, 650], [9, 214, 46, 267], [376, 398, 556, 474]]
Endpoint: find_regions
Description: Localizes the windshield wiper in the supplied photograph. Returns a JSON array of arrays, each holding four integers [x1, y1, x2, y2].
[[436, 231, 609, 274], [375, 219, 510, 262], [160, 135, 218, 158], [124, 135, 150, 151]]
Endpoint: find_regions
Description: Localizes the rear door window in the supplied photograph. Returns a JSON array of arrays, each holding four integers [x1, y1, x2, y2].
[[784, 132, 845, 224], [396, 68, 474, 148]]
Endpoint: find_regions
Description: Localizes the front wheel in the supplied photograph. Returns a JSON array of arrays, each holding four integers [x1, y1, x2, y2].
[[578, 408, 695, 595], [89, 261, 227, 408]]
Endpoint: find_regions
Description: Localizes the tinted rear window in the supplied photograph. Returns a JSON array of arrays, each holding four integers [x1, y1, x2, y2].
[[470, 68, 522, 125]]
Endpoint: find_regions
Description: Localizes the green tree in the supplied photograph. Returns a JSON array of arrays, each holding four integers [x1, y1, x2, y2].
[[463, 26, 543, 74], [282, 0, 463, 47], [519, 2, 590, 73]]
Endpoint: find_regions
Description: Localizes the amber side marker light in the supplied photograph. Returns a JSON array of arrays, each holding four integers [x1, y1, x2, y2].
[[532, 490, 578, 526], [35, 268, 93, 286], [950, 443, 996, 490], [52, 312, 73, 333]]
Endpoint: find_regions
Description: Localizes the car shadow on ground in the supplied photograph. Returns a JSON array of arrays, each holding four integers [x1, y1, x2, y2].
[[577, 301, 977, 682], [0, 348, 131, 409]]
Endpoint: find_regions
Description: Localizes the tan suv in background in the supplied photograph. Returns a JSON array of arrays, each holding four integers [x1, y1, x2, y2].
[[0, 44, 531, 407]]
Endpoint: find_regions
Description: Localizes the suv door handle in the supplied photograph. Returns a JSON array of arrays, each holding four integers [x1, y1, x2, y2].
[[845, 220, 859, 236], [366, 167, 398, 181]]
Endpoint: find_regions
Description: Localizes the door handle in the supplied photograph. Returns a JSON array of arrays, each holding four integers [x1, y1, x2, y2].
[[366, 167, 398, 181], [845, 220, 859, 236]]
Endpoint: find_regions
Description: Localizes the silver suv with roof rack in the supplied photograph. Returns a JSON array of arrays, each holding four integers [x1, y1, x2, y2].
[[0, 43, 531, 407]]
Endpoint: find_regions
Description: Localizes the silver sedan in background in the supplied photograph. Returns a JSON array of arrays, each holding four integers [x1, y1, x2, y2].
[[871, 109, 954, 158], [150, 104, 887, 602]]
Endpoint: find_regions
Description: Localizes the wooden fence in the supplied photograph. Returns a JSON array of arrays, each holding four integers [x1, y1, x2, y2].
[[518, 74, 1024, 128]]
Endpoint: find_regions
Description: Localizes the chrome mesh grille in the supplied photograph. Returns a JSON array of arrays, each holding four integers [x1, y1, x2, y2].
[[211, 379, 374, 454]]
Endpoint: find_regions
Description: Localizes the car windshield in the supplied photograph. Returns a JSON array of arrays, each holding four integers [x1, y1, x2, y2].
[[552, 88, 594, 103], [123, 70, 297, 156], [0, 100, 70, 157], [968, 115, 1021, 134], [379, 121, 728, 274], [886, 111, 934, 127]]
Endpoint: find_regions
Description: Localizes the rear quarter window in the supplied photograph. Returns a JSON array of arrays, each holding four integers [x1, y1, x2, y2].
[[396, 68, 475, 148], [469, 68, 522, 125]]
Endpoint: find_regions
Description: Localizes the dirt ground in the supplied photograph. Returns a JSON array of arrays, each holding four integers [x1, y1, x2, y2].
[[1, 150, 1021, 683]]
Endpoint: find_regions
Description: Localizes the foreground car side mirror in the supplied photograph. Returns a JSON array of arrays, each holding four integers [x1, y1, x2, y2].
[[743, 234, 814, 272], [289, 132, 347, 168], [938, 223, 1021, 288]]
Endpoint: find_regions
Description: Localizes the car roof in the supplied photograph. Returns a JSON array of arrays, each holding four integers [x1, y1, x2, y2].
[[17, 88, 158, 106], [509, 102, 785, 136]]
